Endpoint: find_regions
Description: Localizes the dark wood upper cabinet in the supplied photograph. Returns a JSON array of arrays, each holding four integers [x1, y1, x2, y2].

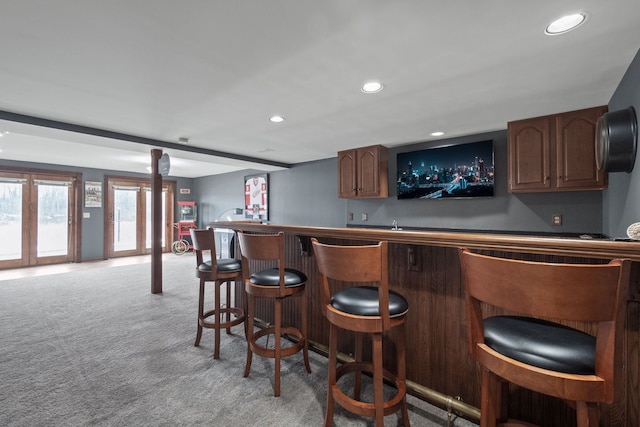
[[508, 115, 552, 191], [337, 149, 357, 198], [555, 107, 608, 189], [338, 145, 388, 198], [508, 106, 608, 193]]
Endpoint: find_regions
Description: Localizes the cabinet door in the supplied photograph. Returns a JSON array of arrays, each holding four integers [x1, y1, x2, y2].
[[337, 149, 357, 198], [357, 146, 388, 198], [555, 106, 607, 190], [357, 147, 381, 197], [508, 116, 551, 192]]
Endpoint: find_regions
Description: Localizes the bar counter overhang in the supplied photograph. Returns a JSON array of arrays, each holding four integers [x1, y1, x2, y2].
[[214, 222, 640, 426]]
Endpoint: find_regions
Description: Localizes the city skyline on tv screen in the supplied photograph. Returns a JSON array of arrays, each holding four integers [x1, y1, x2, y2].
[[397, 140, 494, 199]]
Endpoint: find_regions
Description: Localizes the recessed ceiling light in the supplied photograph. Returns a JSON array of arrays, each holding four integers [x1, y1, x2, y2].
[[431, 131, 445, 137], [269, 115, 285, 123], [361, 81, 383, 93], [545, 12, 588, 35], [178, 137, 189, 145]]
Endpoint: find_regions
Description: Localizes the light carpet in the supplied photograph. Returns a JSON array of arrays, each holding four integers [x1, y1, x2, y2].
[[0, 254, 477, 426]]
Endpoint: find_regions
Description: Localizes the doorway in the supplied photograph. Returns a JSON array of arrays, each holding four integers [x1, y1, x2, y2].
[[105, 177, 175, 258], [0, 170, 80, 269]]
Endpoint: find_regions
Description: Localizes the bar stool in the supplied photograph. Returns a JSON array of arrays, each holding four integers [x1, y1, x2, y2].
[[311, 238, 410, 427], [190, 228, 245, 359], [236, 231, 311, 397], [458, 248, 631, 427]]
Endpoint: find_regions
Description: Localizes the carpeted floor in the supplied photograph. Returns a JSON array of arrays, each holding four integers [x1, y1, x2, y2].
[[0, 254, 477, 426]]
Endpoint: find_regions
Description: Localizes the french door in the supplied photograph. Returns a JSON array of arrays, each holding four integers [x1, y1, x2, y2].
[[105, 177, 174, 258], [0, 170, 80, 269]]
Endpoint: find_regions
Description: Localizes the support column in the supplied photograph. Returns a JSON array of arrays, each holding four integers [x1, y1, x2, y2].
[[151, 149, 163, 294]]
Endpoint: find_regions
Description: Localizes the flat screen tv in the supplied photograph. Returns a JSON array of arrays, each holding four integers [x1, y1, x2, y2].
[[397, 140, 494, 199]]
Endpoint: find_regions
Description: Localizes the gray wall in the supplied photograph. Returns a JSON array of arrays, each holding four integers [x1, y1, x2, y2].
[[195, 128, 604, 235], [195, 162, 346, 228], [603, 47, 640, 238], [0, 159, 194, 260], [351, 130, 602, 234]]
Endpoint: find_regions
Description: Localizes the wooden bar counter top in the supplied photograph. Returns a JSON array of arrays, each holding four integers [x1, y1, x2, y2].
[[214, 222, 640, 426]]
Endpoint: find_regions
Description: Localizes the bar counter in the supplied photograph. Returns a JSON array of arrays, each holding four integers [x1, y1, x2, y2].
[[215, 222, 640, 261], [214, 222, 640, 426]]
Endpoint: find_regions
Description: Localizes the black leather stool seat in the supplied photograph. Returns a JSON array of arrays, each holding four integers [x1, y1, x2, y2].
[[198, 258, 242, 273], [249, 267, 307, 287], [484, 315, 596, 375], [331, 286, 409, 317]]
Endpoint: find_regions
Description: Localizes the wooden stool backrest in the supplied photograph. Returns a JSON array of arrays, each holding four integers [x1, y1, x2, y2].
[[237, 231, 286, 290], [312, 239, 390, 330], [458, 248, 631, 402], [190, 228, 219, 275]]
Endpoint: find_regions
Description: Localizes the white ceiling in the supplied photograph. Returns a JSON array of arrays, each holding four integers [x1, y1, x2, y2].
[[0, 1, 639, 178]]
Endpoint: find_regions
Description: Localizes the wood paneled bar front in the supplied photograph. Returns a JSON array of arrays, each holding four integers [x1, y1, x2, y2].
[[214, 222, 640, 427]]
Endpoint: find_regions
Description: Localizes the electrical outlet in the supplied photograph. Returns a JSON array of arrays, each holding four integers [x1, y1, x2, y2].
[[362, 213, 368, 221], [348, 212, 354, 221], [552, 214, 562, 226]]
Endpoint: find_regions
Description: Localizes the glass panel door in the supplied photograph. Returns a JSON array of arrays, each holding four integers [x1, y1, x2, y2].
[[106, 177, 174, 258], [145, 188, 166, 250], [36, 182, 70, 258], [0, 179, 25, 262], [32, 176, 75, 265], [113, 186, 139, 253]]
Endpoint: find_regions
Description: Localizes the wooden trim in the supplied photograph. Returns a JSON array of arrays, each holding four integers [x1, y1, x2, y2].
[[73, 173, 82, 263], [215, 222, 640, 261], [102, 176, 110, 260]]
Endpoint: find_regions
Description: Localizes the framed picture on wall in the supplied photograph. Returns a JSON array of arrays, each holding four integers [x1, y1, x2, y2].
[[244, 173, 268, 221], [84, 180, 102, 208]]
